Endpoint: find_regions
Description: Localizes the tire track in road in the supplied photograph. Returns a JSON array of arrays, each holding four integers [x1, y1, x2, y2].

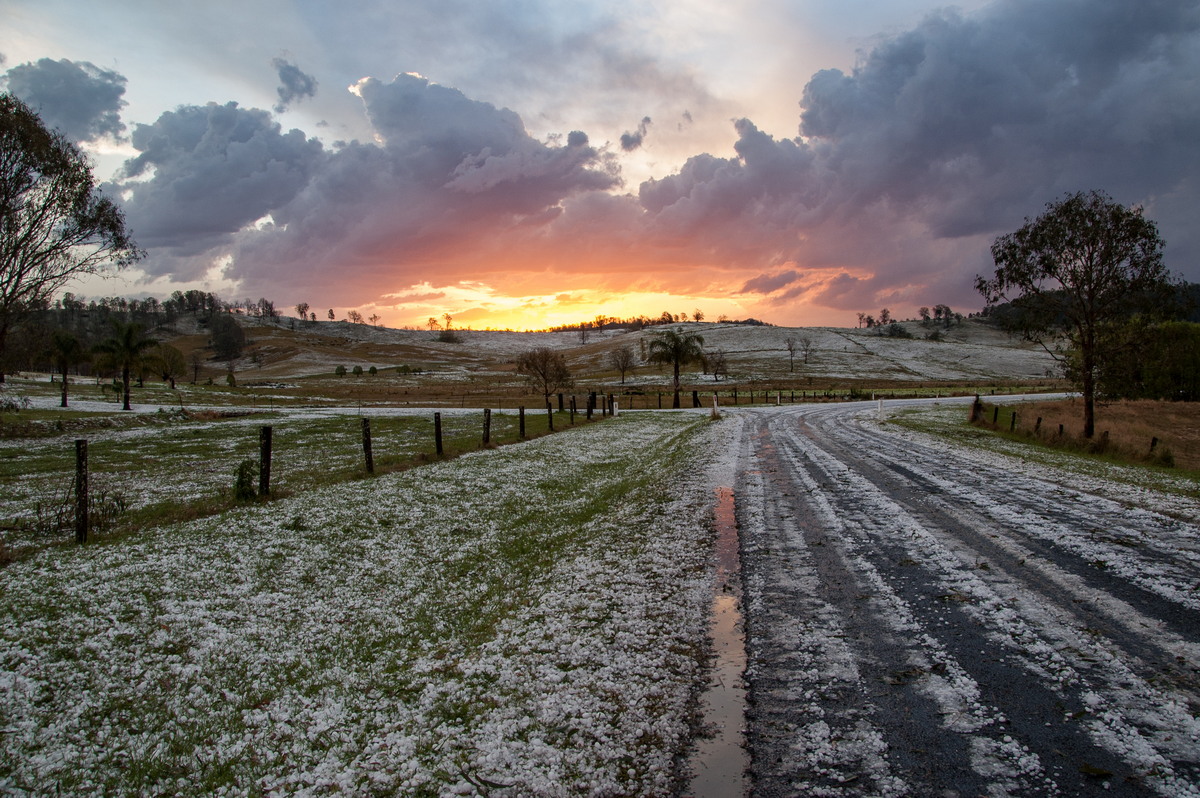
[[737, 401, 1200, 797]]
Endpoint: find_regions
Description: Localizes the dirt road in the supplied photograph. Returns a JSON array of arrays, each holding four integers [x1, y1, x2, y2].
[[734, 399, 1200, 797]]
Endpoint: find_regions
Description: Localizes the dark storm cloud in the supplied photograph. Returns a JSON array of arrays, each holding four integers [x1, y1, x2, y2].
[[271, 58, 318, 113], [620, 116, 651, 151], [3, 58, 127, 142], [619, 0, 1200, 310], [114, 0, 1200, 313], [112, 102, 325, 278], [121, 73, 619, 298]]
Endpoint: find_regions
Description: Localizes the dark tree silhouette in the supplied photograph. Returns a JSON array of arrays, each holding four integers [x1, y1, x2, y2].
[[646, 328, 705, 408], [0, 94, 142, 381], [516, 347, 572, 401], [93, 320, 156, 411], [977, 190, 1174, 438], [48, 329, 85, 407]]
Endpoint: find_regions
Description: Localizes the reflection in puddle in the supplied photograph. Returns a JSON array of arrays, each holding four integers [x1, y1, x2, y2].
[[685, 486, 749, 797]]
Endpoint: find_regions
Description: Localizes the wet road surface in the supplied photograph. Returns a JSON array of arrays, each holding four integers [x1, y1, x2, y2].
[[734, 399, 1200, 797]]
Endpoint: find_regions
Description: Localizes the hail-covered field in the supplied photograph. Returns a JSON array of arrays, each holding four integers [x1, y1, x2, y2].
[[0, 411, 737, 796]]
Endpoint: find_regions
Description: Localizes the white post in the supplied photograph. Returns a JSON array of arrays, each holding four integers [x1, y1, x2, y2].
[[613, 400, 619, 418], [877, 398, 883, 420]]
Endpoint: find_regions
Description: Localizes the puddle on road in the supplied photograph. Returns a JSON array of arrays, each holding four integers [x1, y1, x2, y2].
[[684, 486, 749, 798]]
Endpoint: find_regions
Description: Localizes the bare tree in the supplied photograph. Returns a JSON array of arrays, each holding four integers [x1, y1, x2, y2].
[[785, 337, 797, 372], [516, 347, 572, 400], [799, 335, 816, 364], [608, 344, 636, 384], [708, 348, 728, 381]]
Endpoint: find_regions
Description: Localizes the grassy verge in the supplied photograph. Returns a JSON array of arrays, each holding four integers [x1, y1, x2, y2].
[[889, 400, 1200, 501], [0, 407, 600, 556], [0, 411, 728, 796]]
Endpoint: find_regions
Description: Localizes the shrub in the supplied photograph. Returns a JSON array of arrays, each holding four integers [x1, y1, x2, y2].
[[233, 459, 259, 501]]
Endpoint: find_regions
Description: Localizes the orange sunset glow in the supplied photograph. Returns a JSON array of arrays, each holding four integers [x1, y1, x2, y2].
[[7, 0, 1196, 325]]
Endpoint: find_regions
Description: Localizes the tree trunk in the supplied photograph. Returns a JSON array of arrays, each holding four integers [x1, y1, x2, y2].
[[60, 368, 68, 408], [1082, 367, 1096, 439], [672, 363, 681, 408], [121, 366, 132, 411]]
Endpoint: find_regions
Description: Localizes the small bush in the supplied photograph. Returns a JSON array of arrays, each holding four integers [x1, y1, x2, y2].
[[233, 459, 259, 501]]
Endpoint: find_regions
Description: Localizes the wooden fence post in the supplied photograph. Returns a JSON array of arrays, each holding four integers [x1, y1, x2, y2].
[[361, 417, 374, 473], [1035, 416, 1043, 433], [1150, 436, 1159, 453], [570, 397, 576, 424], [519, 406, 526, 438], [259, 426, 272, 496], [434, 412, 444, 456], [547, 401, 555, 431], [692, 390, 700, 408], [992, 406, 999, 424], [483, 408, 491, 446], [75, 439, 88, 544], [1010, 411, 1017, 432]]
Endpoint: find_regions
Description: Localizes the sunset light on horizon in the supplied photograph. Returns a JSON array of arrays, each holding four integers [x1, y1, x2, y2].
[[4, 0, 1197, 328]]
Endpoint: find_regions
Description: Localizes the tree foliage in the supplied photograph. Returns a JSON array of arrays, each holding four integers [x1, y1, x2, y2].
[[92, 319, 156, 411], [209, 313, 246, 360], [48, 328, 84, 407], [0, 94, 142, 381], [515, 347, 572, 400], [977, 190, 1174, 437], [1093, 320, 1200, 401], [646, 327, 705, 408]]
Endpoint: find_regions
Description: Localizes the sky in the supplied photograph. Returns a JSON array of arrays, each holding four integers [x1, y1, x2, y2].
[[3, 0, 1198, 330]]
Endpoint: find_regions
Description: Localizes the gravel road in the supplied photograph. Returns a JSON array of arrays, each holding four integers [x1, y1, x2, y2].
[[734, 398, 1200, 797]]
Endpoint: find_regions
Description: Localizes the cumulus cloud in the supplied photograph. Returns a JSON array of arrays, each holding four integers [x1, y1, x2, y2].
[[272, 57, 318, 112], [616, 0, 1200, 312], [125, 73, 622, 300], [112, 0, 1200, 320], [620, 116, 651, 151], [111, 102, 325, 278], [3, 57, 127, 142]]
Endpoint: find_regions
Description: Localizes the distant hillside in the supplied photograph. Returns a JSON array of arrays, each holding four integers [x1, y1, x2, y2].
[[173, 315, 1058, 386]]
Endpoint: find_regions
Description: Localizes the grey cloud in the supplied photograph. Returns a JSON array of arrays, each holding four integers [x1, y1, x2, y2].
[[217, 73, 619, 297], [272, 58, 318, 113], [740, 269, 801, 294], [113, 102, 325, 278], [3, 58, 127, 142], [620, 116, 651, 151], [616, 0, 1200, 311]]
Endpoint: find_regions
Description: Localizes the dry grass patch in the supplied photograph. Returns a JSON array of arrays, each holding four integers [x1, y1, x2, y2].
[[984, 398, 1200, 470]]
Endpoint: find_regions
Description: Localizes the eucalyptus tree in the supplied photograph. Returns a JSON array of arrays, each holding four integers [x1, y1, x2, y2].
[[977, 190, 1175, 438], [0, 94, 142, 382]]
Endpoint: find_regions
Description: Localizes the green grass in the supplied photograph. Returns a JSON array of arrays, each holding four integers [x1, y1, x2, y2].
[[0, 412, 723, 795], [0, 406, 601, 555]]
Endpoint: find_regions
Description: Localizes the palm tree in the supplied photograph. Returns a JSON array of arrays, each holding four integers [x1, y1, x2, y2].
[[93, 320, 156, 410], [646, 328, 705, 408], [48, 329, 85, 407]]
